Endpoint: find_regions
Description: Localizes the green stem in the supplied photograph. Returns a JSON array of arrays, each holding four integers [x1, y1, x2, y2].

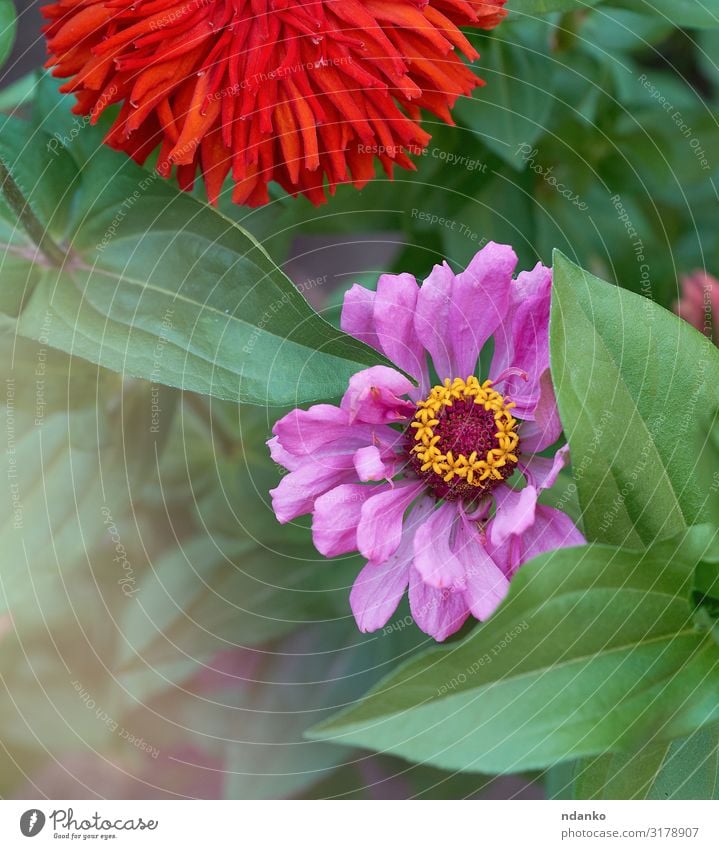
[[0, 159, 67, 267]]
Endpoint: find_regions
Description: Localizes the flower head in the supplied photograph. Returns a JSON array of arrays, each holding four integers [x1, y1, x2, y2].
[[42, 0, 506, 207], [674, 270, 718, 343], [268, 243, 585, 641]]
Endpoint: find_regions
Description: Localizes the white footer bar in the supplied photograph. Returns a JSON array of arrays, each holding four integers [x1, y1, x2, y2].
[[1, 800, 718, 848]]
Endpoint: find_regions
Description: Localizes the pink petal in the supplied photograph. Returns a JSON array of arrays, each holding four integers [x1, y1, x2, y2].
[[489, 485, 539, 547], [485, 532, 523, 579], [415, 244, 518, 383], [341, 284, 379, 350], [675, 271, 716, 336], [341, 366, 416, 425], [408, 567, 470, 642], [454, 518, 510, 620], [449, 242, 517, 379], [463, 563, 510, 620], [267, 435, 301, 472], [486, 504, 585, 580], [350, 496, 434, 633], [373, 272, 428, 389], [272, 405, 402, 472], [491, 262, 552, 419], [413, 501, 466, 589], [518, 369, 562, 453], [341, 277, 428, 391], [313, 483, 377, 557], [711, 275, 719, 319], [353, 445, 393, 482], [414, 260, 456, 381], [273, 404, 355, 454], [350, 558, 411, 633], [519, 504, 585, 562], [520, 444, 570, 492], [487, 444, 571, 550], [269, 455, 356, 524], [357, 479, 424, 563]]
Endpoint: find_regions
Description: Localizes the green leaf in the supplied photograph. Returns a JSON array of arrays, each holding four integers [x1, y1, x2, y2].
[[308, 538, 719, 774], [115, 533, 357, 686], [553, 724, 719, 799], [455, 29, 557, 168], [550, 251, 719, 546], [0, 0, 16, 71], [606, 0, 719, 28], [0, 97, 388, 406], [552, 525, 719, 800], [688, 525, 719, 644], [696, 406, 719, 527], [698, 29, 719, 87], [0, 328, 170, 627], [0, 115, 82, 246], [0, 70, 38, 113], [579, 8, 675, 54]]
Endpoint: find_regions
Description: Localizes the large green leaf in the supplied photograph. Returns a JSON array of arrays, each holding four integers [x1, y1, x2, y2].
[[0, 326, 172, 621], [691, 525, 719, 646], [550, 251, 719, 546], [0, 0, 16, 70], [308, 537, 719, 773], [550, 528, 719, 799], [0, 103, 387, 406], [697, 406, 719, 527], [551, 724, 719, 799]]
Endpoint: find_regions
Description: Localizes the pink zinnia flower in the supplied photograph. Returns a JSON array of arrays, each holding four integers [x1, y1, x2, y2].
[[268, 243, 585, 641], [674, 270, 719, 343]]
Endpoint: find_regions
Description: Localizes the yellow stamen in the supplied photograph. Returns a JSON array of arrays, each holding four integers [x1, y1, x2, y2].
[[410, 376, 520, 493]]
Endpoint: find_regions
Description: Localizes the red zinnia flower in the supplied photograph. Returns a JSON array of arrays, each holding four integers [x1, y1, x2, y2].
[[42, 0, 506, 206]]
